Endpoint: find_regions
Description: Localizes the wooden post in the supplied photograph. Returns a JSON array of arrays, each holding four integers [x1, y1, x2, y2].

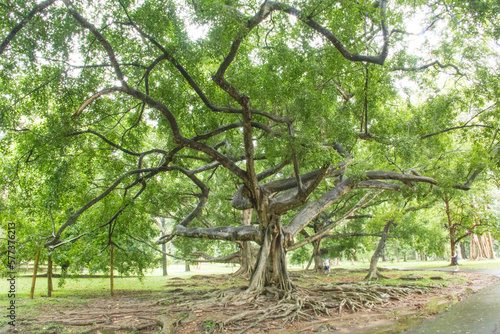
[[30, 248, 41, 299], [110, 244, 114, 296], [47, 254, 53, 297]]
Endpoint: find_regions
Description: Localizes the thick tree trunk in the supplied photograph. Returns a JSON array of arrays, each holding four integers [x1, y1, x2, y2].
[[234, 209, 256, 277], [460, 242, 467, 260], [234, 240, 256, 277], [312, 239, 323, 273], [185, 262, 191, 272], [470, 234, 476, 259], [445, 197, 457, 266], [365, 221, 393, 280], [30, 248, 41, 299], [247, 216, 292, 293], [449, 237, 456, 266], [488, 233, 496, 259]]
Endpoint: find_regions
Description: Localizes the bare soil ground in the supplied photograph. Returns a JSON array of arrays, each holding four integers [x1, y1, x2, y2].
[[4, 270, 498, 334]]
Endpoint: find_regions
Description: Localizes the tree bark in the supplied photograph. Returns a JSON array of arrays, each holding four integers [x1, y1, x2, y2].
[[185, 261, 191, 272], [234, 209, 256, 277], [305, 253, 314, 270], [312, 239, 323, 273], [30, 248, 41, 299], [488, 233, 496, 259], [247, 215, 292, 293], [110, 244, 114, 296], [47, 254, 53, 297], [365, 221, 393, 280], [162, 218, 168, 276], [444, 198, 457, 265]]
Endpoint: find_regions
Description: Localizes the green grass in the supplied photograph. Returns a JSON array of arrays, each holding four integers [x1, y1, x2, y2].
[[344, 258, 500, 270]]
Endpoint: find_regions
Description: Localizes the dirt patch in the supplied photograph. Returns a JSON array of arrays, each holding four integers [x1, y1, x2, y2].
[[5, 271, 498, 334]]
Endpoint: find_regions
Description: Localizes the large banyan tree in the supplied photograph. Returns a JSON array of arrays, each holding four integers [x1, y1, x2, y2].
[[1, 0, 499, 293]]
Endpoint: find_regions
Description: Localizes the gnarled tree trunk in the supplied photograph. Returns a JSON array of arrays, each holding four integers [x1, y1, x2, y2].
[[247, 215, 292, 293], [365, 220, 393, 280], [312, 239, 323, 273], [234, 209, 256, 277]]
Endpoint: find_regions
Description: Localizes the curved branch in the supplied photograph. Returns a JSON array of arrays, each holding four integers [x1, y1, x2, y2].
[[0, 0, 57, 55], [262, 159, 352, 196], [44, 166, 166, 246], [63, 0, 127, 85], [214, 0, 388, 105], [420, 124, 495, 139], [71, 87, 123, 118], [69, 129, 140, 156], [47, 233, 87, 251], [128, 234, 242, 262], [168, 166, 210, 227], [123, 86, 248, 182], [392, 60, 464, 76]]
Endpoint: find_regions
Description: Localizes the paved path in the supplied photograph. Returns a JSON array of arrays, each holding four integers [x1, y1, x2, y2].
[[403, 268, 500, 334]]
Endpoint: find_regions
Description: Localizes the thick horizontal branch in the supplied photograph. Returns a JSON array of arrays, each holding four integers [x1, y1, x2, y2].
[[163, 225, 263, 244], [269, 166, 330, 214], [191, 251, 241, 264], [262, 159, 351, 196], [355, 180, 401, 191], [127, 234, 240, 262], [365, 171, 438, 186]]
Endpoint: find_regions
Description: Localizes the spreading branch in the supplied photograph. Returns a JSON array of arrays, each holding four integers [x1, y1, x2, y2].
[[0, 0, 57, 55]]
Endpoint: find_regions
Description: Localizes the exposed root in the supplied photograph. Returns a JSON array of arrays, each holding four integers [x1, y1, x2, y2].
[[365, 268, 389, 281], [162, 282, 427, 333]]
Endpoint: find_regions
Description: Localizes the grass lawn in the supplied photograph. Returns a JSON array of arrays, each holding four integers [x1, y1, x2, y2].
[[355, 258, 500, 270]]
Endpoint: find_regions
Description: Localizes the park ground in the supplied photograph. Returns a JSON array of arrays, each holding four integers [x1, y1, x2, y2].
[[0, 260, 499, 333]]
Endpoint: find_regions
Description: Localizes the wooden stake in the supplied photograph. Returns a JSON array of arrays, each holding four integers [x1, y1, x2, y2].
[[48, 254, 53, 297], [110, 243, 114, 296], [30, 248, 41, 299]]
